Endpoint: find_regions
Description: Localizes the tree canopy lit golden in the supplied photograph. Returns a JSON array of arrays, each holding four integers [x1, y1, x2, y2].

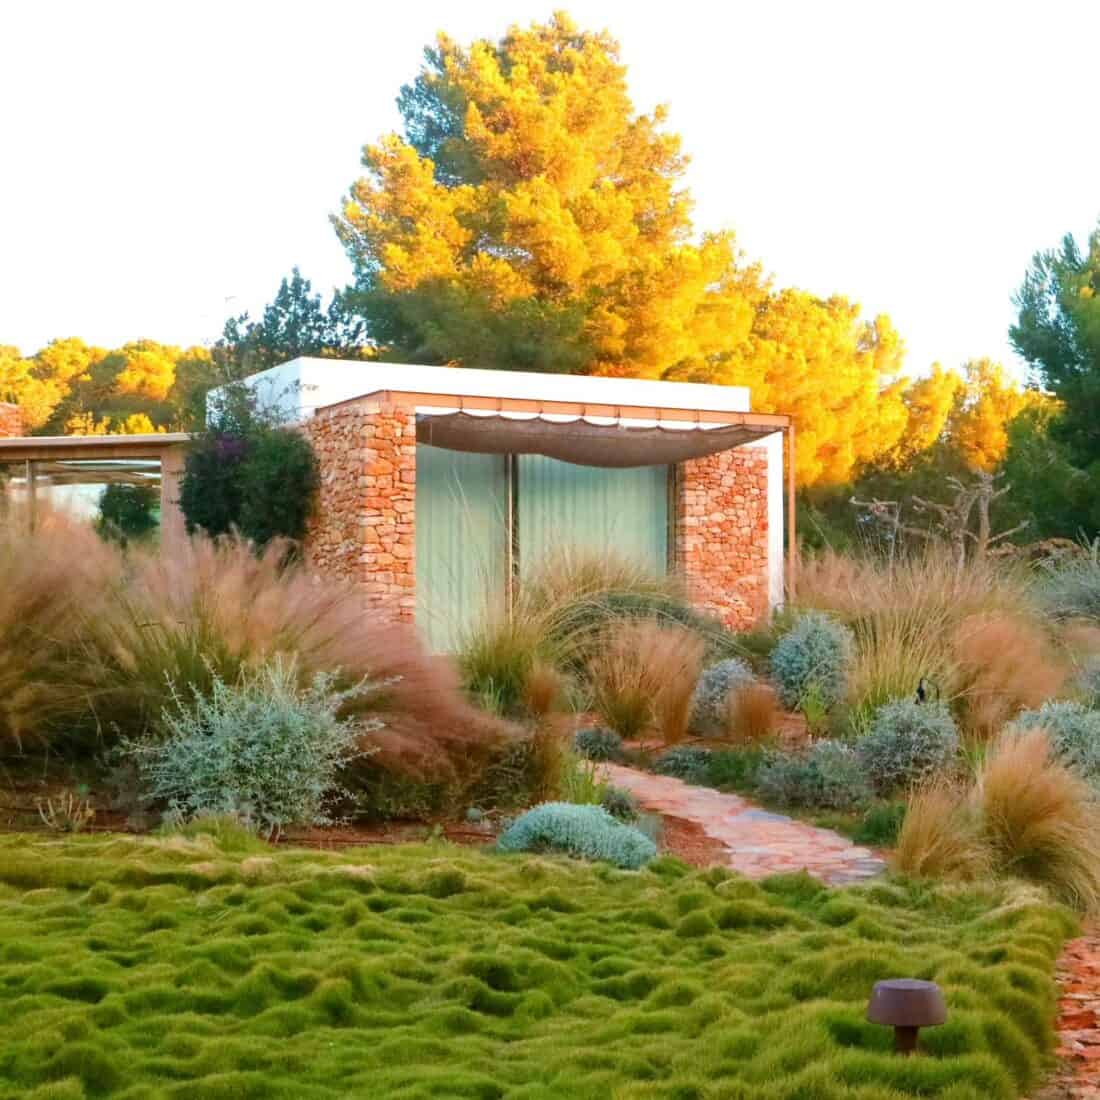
[[1, 12, 1048, 488]]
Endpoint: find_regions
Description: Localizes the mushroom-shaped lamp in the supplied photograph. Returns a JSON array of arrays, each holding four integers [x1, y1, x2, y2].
[[866, 979, 946, 1055]]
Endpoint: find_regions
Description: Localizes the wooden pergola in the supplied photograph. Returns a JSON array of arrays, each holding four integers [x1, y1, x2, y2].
[[0, 433, 190, 551]]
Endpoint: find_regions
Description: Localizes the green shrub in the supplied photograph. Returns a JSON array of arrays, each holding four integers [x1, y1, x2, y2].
[[857, 699, 959, 795], [600, 785, 640, 822], [653, 745, 711, 783], [705, 746, 768, 792], [95, 483, 159, 545], [573, 727, 623, 761], [180, 382, 318, 548], [496, 802, 656, 869], [851, 801, 907, 846], [756, 740, 871, 811], [557, 750, 609, 806], [121, 660, 378, 834], [771, 611, 853, 710], [689, 658, 756, 735], [1009, 701, 1100, 786]]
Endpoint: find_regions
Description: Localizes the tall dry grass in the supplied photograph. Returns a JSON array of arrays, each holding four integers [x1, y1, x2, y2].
[[894, 782, 989, 881], [0, 519, 518, 778], [953, 612, 1068, 740], [975, 729, 1100, 911], [725, 681, 780, 744], [457, 548, 721, 716], [0, 509, 120, 744], [796, 548, 1048, 738], [588, 619, 705, 742], [896, 730, 1100, 911]]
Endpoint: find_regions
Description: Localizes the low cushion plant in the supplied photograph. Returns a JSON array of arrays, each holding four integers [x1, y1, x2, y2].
[[573, 726, 623, 762], [771, 611, 854, 710], [689, 657, 756, 735], [756, 740, 871, 811], [857, 698, 960, 795], [496, 802, 656, 869], [0, 832, 1074, 1099], [1008, 700, 1100, 786]]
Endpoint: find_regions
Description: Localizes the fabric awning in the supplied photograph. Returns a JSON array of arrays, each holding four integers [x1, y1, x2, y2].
[[415, 410, 776, 468]]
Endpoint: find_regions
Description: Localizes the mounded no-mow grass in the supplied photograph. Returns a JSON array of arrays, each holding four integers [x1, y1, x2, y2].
[[0, 829, 1075, 1100]]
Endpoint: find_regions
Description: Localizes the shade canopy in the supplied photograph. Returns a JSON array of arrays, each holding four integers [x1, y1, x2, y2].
[[415, 411, 775, 469]]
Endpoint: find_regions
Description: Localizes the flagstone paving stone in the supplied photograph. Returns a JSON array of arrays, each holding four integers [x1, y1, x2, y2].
[[599, 763, 887, 886]]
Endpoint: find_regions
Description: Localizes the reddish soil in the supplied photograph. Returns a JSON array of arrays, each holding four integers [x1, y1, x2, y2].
[[658, 813, 729, 867]]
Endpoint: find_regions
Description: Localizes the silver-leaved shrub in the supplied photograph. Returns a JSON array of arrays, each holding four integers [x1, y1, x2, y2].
[[496, 802, 656, 869], [770, 612, 853, 710], [689, 657, 756, 735], [857, 698, 959, 795], [1008, 700, 1100, 787], [755, 740, 870, 811], [123, 658, 379, 835]]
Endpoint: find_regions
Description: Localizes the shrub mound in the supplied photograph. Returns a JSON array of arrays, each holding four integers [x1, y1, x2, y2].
[[1008, 701, 1100, 786], [122, 661, 377, 834], [653, 745, 711, 783], [756, 740, 870, 811], [572, 727, 623, 762], [771, 611, 853, 710], [689, 657, 756, 735], [497, 802, 656, 869], [857, 699, 959, 795]]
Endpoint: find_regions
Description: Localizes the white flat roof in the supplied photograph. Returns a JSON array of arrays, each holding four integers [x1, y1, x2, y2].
[[241, 358, 753, 418]]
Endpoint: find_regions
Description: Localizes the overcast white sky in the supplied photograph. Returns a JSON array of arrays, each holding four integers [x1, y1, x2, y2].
[[2, 0, 1097, 379]]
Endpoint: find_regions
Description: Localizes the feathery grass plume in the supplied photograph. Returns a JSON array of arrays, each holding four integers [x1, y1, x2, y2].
[[975, 729, 1100, 911], [724, 681, 779, 744], [74, 533, 519, 782], [953, 611, 1067, 741], [796, 547, 1041, 724], [0, 507, 122, 745], [894, 782, 989, 881], [587, 619, 705, 743]]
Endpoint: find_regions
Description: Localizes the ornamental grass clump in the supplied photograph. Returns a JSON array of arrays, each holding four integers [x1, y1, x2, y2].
[[0, 508, 120, 745], [857, 699, 959, 796], [79, 534, 519, 787], [725, 681, 780, 744], [496, 802, 656, 869], [975, 730, 1100, 911], [897, 730, 1100, 911], [689, 657, 756, 735], [770, 612, 853, 711], [587, 619, 704, 742], [894, 782, 989, 881], [122, 659, 378, 835], [1037, 551, 1100, 622], [755, 740, 871, 811], [952, 611, 1067, 740]]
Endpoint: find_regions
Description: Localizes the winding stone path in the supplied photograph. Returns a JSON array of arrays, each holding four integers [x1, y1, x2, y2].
[[600, 763, 887, 886]]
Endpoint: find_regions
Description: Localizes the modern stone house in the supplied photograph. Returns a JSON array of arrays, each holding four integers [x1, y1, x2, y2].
[[242, 360, 794, 651]]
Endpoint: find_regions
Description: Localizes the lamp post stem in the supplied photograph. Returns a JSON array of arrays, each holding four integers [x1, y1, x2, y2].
[[894, 1026, 919, 1056]]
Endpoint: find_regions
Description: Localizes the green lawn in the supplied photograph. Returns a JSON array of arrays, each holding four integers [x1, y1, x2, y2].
[[0, 828, 1075, 1100]]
